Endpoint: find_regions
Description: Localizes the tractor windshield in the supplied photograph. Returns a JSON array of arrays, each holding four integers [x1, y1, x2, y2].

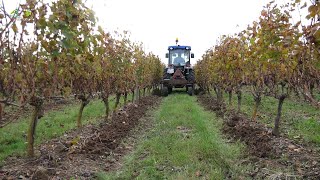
[[169, 49, 190, 66]]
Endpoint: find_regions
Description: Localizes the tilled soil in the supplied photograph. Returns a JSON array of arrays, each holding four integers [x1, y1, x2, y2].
[[198, 95, 320, 179], [0, 96, 161, 179]]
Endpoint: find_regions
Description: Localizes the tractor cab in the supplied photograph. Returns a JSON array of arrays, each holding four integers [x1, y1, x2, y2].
[[166, 46, 194, 67], [161, 38, 195, 96]]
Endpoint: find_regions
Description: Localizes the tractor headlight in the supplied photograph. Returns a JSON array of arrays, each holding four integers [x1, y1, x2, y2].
[[167, 68, 174, 74]]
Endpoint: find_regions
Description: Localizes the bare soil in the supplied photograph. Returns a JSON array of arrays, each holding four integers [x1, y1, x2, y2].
[[198, 95, 320, 179], [0, 96, 161, 179]]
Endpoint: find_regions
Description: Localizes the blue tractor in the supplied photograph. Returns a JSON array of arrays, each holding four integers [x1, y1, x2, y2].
[[161, 38, 195, 96]]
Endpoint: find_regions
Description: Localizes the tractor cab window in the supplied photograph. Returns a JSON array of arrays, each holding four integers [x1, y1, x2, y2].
[[169, 49, 190, 65]]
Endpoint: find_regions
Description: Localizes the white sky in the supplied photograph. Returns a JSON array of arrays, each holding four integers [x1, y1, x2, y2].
[[5, 0, 308, 64], [87, 0, 273, 64]]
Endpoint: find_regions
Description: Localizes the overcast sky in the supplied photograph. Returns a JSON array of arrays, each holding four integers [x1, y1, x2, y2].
[[5, 0, 307, 64], [87, 0, 273, 64]]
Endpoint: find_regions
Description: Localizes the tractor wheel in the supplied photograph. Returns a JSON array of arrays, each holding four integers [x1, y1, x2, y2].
[[168, 87, 173, 94], [162, 86, 169, 96], [187, 86, 193, 96]]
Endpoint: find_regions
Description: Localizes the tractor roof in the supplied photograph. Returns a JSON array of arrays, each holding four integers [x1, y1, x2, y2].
[[168, 45, 191, 50]]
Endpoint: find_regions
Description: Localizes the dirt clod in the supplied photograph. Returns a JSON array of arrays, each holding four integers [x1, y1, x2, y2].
[[31, 166, 49, 180]]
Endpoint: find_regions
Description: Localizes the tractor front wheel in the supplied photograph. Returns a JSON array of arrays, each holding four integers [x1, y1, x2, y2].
[[187, 86, 193, 96], [162, 86, 169, 96]]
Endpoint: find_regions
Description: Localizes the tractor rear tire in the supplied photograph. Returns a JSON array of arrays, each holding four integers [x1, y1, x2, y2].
[[168, 87, 172, 94], [187, 86, 193, 96], [162, 86, 169, 97]]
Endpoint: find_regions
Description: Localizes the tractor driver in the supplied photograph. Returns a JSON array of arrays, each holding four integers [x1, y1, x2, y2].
[[173, 53, 185, 65]]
